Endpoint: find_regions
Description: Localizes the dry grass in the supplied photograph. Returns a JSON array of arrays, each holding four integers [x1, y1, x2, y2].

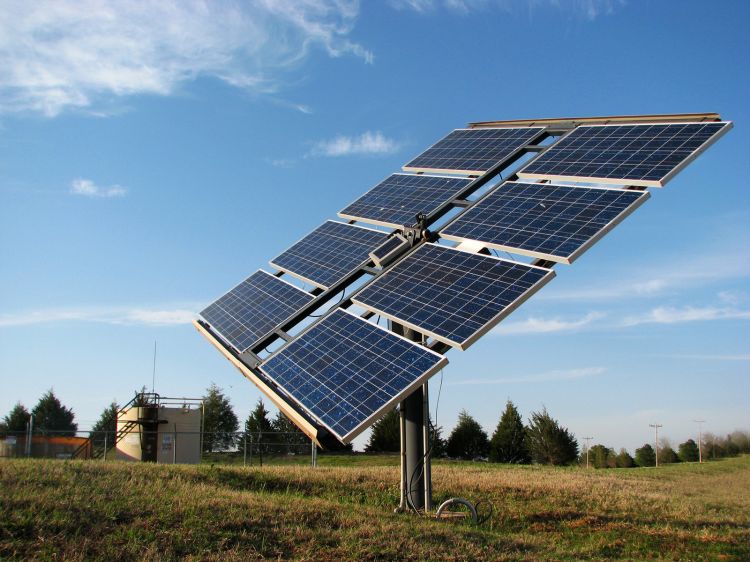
[[1, 456, 748, 561]]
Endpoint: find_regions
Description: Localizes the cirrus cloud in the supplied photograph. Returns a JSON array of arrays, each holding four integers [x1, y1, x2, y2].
[[0, 0, 371, 117]]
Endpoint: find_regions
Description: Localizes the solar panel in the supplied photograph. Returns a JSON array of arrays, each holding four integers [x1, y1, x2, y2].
[[260, 308, 447, 442], [518, 122, 732, 187], [403, 127, 544, 176], [338, 173, 472, 228], [353, 243, 554, 350], [200, 270, 314, 353], [270, 220, 388, 289], [441, 182, 649, 264]]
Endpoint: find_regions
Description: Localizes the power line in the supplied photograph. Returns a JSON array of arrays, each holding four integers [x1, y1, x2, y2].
[[582, 436, 593, 469], [649, 423, 663, 467], [693, 419, 706, 463]]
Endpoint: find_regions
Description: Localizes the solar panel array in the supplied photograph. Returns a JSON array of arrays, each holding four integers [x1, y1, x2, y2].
[[403, 127, 543, 175], [270, 220, 388, 289], [441, 182, 649, 264], [518, 122, 730, 187], [260, 309, 447, 441], [200, 270, 314, 353], [197, 114, 731, 446], [339, 173, 471, 228], [354, 243, 554, 349]]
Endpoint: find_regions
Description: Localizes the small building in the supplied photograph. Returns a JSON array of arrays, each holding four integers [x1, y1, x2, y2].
[[115, 393, 203, 464]]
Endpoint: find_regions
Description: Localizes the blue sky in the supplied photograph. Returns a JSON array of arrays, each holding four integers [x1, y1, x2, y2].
[[1, 0, 748, 453]]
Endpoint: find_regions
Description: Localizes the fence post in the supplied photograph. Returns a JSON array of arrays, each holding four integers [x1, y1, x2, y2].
[[173, 423, 177, 464], [103, 432, 108, 462], [311, 439, 317, 468], [243, 432, 247, 467]]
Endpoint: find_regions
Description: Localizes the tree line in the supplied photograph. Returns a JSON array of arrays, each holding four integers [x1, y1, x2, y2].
[[365, 399, 750, 467], [3, 390, 748, 466], [366, 401, 579, 465]]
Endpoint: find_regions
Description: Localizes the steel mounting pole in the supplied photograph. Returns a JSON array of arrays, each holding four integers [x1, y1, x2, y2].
[[392, 321, 432, 513]]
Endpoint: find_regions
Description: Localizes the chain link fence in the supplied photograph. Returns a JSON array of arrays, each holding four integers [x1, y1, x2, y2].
[[0, 429, 320, 466]]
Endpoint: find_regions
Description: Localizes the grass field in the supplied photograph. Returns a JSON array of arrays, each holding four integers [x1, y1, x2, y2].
[[1, 456, 748, 561]]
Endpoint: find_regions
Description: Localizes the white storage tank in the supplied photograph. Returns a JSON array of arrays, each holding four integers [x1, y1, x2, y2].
[[115, 394, 203, 464]]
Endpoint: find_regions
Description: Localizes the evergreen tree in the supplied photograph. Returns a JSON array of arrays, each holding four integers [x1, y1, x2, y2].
[[489, 400, 530, 464], [244, 399, 274, 463], [635, 443, 656, 467], [524, 408, 578, 466], [365, 409, 400, 453], [429, 421, 448, 459], [678, 439, 700, 462], [32, 390, 77, 436], [1, 402, 30, 435], [271, 410, 307, 454], [446, 410, 489, 460], [202, 383, 239, 452], [615, 448, 635, 468], [90, 401, 119, 449]]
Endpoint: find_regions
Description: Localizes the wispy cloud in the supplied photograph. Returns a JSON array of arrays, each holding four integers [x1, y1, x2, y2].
[[541, 252, 750, 303], [0, 306, 199, 327], [309, 131, 400, 157], [0, 1, 371, 117], [492, 311, 604, 335], [622, 306, 750, 327], [389, 0, 623, 19], [450, 367, 605, 385], [70, 178, 126, 198], [657, 354, 750, 362]]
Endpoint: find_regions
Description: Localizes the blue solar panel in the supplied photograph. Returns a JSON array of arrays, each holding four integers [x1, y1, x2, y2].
[[200, 270, 314, 353], [260, 308, 447, 442], [519, 122, 731, 187], [441, 182, 649, 264], [353, 244, 554, 350], [338, 173, 472, 228], [403, 127, 543, 175], [270, 221, 388, 289]]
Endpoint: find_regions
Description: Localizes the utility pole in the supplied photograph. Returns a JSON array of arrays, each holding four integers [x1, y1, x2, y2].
[[649, 423, 663, 467], [583, 436, 593, 468], [693, 419, 706, 463]]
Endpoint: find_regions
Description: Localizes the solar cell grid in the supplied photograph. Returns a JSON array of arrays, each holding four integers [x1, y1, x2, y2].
[[519, 122, 731, 187], [353, 243, 554, 349], [260, 309, 447, 442], [200, 270, 314, 353], [339, 173, 471, 228], [441, 182, 649, 264], [403, 127, 543, 175], [270, 220, 388, 289]]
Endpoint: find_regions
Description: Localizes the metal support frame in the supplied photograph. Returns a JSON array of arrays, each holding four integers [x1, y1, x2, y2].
[[392, 322, 433, 513]]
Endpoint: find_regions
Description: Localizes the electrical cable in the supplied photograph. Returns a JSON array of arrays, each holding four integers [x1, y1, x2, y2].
[[307, 289, 346, 318], [405, 368, 443, 514]]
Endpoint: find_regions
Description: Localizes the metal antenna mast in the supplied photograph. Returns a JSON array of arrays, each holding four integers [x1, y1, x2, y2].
[[151, 340, 157, 394], [649, 423, 663, 467], [693, 419, 706, 463], [582, 436, 593, 468]]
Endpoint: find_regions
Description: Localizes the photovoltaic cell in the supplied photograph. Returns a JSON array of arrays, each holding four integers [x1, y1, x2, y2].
[[200, 270, 314, 353], [353, 244, 554, 349], [338, 173, 472, 228], [270, 221, 388, 289], [441, 182, 649, 264], [518, 122, 731, 187], [403, 127, 544, 176], [260, 309, 447, 442]]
